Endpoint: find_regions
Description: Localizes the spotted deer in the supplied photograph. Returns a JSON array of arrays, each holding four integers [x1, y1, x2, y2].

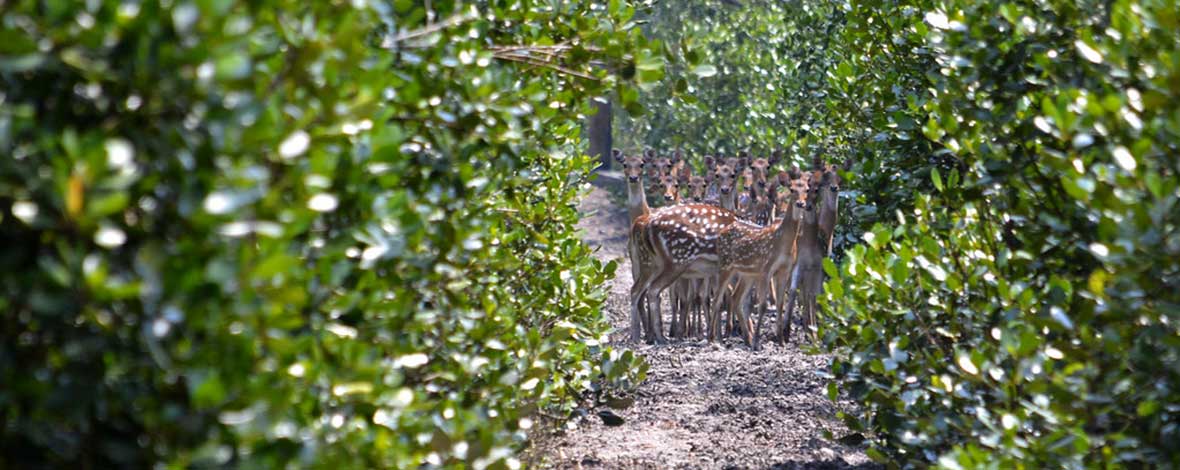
[[738, 167, 756, 217], [674, 164, 717, 338], [817, 157, 852, 256], [615, 149, 659, 343], [629, 202, 741, 344], [708, 169, 810, 346], [651, 164, 698, 338], [685, 172, 709, 204], [652, 174, 681, 206], [781, 168, 830, 343], [650, 150, 680, 184], [753, 150, 783, 219], [706, 157, 740, 211], [748, 150, 780, 194]]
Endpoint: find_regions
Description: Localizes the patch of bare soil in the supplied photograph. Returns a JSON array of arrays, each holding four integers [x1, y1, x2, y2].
[[531, 171, 877, 469]]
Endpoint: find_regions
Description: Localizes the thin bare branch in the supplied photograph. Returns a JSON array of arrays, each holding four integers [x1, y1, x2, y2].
[[394, 11, 474, 43], [493, 54, 600, 81]]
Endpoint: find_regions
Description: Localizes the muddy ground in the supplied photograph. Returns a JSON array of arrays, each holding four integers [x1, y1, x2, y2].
[[530, 171, 877, 469]]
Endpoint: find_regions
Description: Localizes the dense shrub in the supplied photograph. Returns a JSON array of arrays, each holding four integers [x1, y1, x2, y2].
[[0, 1, 653, 467], [820, 0, 1180, 467], [616, 0, 1180, 466]]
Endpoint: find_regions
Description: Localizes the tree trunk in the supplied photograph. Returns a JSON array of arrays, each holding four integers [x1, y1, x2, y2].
[[587, 96, 612, 169]]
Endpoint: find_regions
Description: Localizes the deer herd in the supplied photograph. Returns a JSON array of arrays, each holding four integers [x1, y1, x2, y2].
[[614, 148, 850, 349]]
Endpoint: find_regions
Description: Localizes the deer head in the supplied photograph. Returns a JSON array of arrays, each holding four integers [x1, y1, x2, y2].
[[823, 158, 853, 194], [769, 149, 783, 168], [651, 151, 677, 179], [749, 156, 771, 192], [654, 174, 681, 204], [686, 174, 709, 203], [712, 162, 737, 196], [774, 168, 809, 220], [802, 169, 829, 217], [616, 149, 646, 184], [725, 154, 749, 175]]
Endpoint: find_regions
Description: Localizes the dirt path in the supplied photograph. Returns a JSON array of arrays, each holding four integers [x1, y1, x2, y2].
[[534, 171, 877, 469]]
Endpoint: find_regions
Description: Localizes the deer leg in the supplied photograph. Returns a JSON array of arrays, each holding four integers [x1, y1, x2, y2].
[[694, 278, 706, 338], [630, 267, 655, 344], [707, 277, 720, 341], [753, 277, 771, 351], [628, 239, 651, 344], [809, 284, 817, 339], [732, 279, 755, 346], [806, 276, 820, 342], [804, 292, 816, 342], [709, 270, 738, 343], [782, 264, 802, 345], [678, 279, 691, 339], [646, 264, 694, 345], [773, 267, 792, 345], [632, 251, 671, 344], [682, 283, 690, 339], [717, 282, 736, 337], [674, 281, 684, 340]]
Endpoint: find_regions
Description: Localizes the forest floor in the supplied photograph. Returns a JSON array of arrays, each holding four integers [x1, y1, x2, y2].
[[530, 171, 878, 469]]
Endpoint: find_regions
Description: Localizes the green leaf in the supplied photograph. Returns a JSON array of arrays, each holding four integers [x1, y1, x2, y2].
[[691, 64, 718, 78]]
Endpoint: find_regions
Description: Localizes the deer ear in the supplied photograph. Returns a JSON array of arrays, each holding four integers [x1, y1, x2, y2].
[[769, 150, 782, 167], [672, 149, 683, 162], [643, 148, 655, 160], [612, 148, 624, 164], [842, 158, 853, 171], [789, 166, 801, 180], [704, 155, 716, 168]]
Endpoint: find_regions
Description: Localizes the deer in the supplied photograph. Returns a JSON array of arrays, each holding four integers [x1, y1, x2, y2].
[[685, 172, 709, 204], [780, 168, 831, 344], [652, 174, 681, 206], [701, 155, 746, 335], [738, 167, 756, 217], [641, 150, 710, 341], [817, 157, 852, 256], [650, 165, 700, 339], [615, 148, 661, 343], [628, 198, 742, 344], [748, 151, 781, 193], [650, 150, 680, 184], [752, 150, 783, 219], [708, 168, 811, 347], [672, 164, 717, 338], [704, 156, 741, 212]]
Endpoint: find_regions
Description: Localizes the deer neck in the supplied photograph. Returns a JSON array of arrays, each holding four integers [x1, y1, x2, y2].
[[626, 181, 649, 222], [819, 190, 838, 230], [720, 192, 736, 211], [795, 215, 822, 259], [771, 212, 802, 255]]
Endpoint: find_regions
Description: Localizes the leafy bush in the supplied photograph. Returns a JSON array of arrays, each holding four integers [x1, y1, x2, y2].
[[0, 1, 655, 467], [820, 0, 1180, 467]]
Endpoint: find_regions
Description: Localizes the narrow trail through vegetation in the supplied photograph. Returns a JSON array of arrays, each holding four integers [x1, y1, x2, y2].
[[535, 173, 877, 469]]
